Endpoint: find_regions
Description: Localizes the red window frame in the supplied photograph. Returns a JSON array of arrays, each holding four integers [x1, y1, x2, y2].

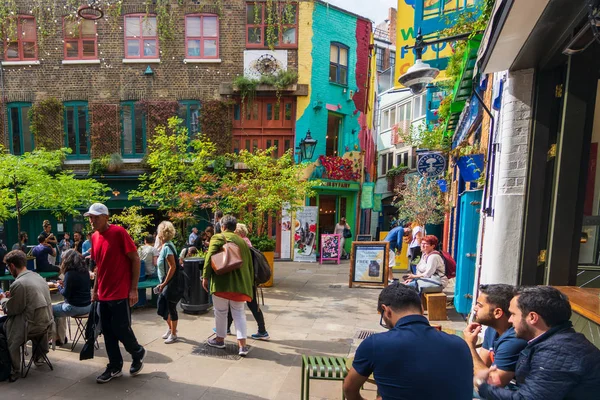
[[124, 14, 159, 59], [245, 1, 298, 49], [63, 18, 98, 60], [4, 16, 38, 61], [185, 14, 219, 59]]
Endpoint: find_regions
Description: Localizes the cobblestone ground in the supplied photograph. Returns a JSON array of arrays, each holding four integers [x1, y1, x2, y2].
[[1, 261, 465, 399]]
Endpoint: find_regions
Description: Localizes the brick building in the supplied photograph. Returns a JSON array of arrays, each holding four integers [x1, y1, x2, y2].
[[0, 0, 302, 245]]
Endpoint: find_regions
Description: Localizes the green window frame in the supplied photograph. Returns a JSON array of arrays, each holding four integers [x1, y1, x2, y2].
[[7, 102, 33, 155], [64, 101, 90, 159], [178, 100, 201, 139], [121, 101, 146, 157]]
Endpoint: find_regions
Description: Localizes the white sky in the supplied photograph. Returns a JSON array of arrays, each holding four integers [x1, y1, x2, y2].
[[324, 0, 397, 24]]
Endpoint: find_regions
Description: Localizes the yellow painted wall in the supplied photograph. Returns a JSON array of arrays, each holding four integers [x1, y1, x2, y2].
[[296, 1, 314, 121]]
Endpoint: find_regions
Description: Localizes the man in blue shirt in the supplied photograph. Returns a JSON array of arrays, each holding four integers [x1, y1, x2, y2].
[[344, 283, 473, 400], [464, 284, 527, 391], [32, 234, 60, 273], [383, 223, 408, 283]]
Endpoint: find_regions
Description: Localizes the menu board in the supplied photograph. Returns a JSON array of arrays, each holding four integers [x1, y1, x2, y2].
[[349, 242, 389, 288], [320, 234, 341, 264], [293, 206, 318, 263]]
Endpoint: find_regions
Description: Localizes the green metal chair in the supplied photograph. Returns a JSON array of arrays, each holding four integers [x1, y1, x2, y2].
[[300, 355, 349, 400]]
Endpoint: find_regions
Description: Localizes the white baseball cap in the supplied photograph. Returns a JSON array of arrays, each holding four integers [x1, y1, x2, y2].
[[84, 203, 109, 216]]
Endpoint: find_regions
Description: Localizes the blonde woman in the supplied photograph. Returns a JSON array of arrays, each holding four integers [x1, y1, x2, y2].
[[155, 221, 179, 344], [234, 223, 252, 247]]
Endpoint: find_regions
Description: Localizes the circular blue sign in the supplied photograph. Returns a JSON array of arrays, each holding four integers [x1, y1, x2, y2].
[[417, 152, 447, 177]]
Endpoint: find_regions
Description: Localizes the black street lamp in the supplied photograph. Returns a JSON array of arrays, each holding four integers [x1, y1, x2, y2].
[[297, 130, 318, 162]]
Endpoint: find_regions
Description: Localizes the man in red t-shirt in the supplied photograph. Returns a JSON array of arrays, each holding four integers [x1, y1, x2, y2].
[[85, 203, 146, 384]]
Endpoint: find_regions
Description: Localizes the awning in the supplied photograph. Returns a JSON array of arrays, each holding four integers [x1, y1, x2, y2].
[[476, 0, 593, 74]]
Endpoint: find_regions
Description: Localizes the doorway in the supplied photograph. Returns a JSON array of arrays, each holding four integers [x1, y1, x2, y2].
[[326, 113, 342, 157]]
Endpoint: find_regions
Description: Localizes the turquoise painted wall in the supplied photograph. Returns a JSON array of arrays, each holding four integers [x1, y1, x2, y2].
[[296, 3, 362, 159]]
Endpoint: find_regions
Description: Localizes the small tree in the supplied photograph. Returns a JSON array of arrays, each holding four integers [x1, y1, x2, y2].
[[111, 206, 153, 245], [218, 148, 319, 237], [394, 175, 446, 226], [0, 146, 110, 236], [130, 117, 219, 239]]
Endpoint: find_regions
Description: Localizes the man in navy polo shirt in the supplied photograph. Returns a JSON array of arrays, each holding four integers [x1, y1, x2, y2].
[[343, 283, 473, 400], [463, 284, 527, 390]]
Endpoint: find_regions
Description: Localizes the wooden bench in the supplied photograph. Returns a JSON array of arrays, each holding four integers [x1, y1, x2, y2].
[[301, 355, 349, 400], [424, 292, 448, 321]]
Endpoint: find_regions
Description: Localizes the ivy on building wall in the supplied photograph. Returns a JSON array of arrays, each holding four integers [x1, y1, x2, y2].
[[90, 103, 120, 158], [198, 100, 233, 155], [28, 98, 64, 151], [136, 100, 179, 140]]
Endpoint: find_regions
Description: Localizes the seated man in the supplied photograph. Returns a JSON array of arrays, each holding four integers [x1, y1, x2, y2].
[[32, 234, 60, 273], [463, 284, 527, 391], [476, 286, 600, 399], [0, 250, 53, 381], [343, 283, 473, 400]]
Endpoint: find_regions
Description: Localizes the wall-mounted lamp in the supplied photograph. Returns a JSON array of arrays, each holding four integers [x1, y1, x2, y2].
[[296, 130, 318, 162]]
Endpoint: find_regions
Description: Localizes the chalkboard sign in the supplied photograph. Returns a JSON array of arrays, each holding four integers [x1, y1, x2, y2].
[[320, 234, 341, 264], [349, 241, 389, 288], [356, 235, 372, 242]]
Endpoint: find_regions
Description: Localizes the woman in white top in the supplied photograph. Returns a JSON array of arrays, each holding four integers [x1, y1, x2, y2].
[[403, 234, 447, 292], [334, 217, 350, 259]]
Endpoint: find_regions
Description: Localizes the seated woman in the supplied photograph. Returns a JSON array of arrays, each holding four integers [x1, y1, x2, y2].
[[403, 235, 448, 293], [52, 249, 92, 346]]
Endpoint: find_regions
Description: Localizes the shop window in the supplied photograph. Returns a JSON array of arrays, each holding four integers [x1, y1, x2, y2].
[[124, 15, 158, 58], [329, 43, 348, 85], [185, 14, 219, 59], [5, 16, 37, 61], [121, 101, 146, 157], [64, 18, 97, 59], [178, 100, 201, 138], [246, 2, 297, 48], [7, 102, 33, 155], [64, 101, 89, 159]]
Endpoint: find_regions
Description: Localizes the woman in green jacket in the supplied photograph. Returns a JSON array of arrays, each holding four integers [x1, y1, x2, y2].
[[202, 215, 254, 356]]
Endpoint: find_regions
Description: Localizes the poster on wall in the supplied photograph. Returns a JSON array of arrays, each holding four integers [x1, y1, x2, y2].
[[280, 203, 291, 259], [320, 234, 341, 264], [293, 206, 318, 263], [349, 242, 389, 288]]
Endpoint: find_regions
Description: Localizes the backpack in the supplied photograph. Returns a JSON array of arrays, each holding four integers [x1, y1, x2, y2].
[[0, 329, 11, 381], [249, 247, 272, 285], [163, 243, 190, 302], [435, 250, 456, 279]]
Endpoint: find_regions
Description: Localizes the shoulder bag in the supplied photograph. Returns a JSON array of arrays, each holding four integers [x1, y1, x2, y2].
[[211, 234, 243, 275]]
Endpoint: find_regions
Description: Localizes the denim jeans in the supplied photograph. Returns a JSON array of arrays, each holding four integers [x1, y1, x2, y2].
[[52, 302, 92, 342]]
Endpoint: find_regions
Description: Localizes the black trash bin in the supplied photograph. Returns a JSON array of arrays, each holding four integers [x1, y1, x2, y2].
[[181, 257, 211, 314]]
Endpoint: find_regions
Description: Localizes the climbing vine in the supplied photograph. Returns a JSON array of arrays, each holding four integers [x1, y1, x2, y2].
[[28, 98, 64, 151], [198, 100, 233, 155]]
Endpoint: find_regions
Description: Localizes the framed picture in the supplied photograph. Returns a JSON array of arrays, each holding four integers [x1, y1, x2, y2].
[[320, 234, 341, 264], [349, 241, 389, 288], [356, 234, 372, 242]]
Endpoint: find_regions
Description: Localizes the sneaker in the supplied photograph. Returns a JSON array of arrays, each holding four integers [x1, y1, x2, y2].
[[251, 331, 270, 340], [129, 347, 146, 376], [96, 367, 123, 384], [164, 333, 178, 344], [212, 327, 232, 336], [238, 346, 249, 357], [207, 338, 226, 349], [162, 329, 177, 339]]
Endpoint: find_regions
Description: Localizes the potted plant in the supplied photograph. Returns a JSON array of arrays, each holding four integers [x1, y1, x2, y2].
[[250, 235, 276, 287], [386, 165, 409, 192]]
